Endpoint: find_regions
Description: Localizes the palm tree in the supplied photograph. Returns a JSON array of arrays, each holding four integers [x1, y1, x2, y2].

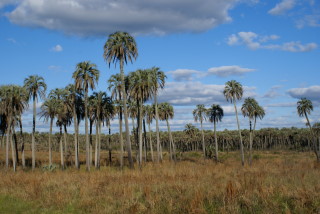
[[158, 102, 176, 161], [193, 104, 207, 158], [72, 61, 99, 171], [223, 80, 244, 166], [150, 67, 166, 163], [104, 31, 138, 169], [207, 104, 224, 162], [40, 98, 59, 166], [241, 98, 265, 165], [129, 69, 154, 167], [297, 98, 320, 161], [24, 75, 47, 170]]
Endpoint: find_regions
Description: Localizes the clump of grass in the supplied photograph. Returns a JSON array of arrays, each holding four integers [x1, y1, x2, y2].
[[0, 151, 319, 213]]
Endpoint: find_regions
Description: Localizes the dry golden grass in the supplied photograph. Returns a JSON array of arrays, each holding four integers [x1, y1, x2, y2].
[[0, 150, 319, 213]]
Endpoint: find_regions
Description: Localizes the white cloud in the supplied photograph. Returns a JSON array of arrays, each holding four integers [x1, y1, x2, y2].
[[167, 66, 256, 80], [287, 85, 320, 102], [263, 85, 282, 98], [207, 66, 256, 77], [227, 31, 317, 52], [0, 0, 20, 8], [5, 0, 238, 36], [296, 14, 320, 28], [268, 0, 296, 15], [158, 81, 257, 106], [51, 44, 63, 52]]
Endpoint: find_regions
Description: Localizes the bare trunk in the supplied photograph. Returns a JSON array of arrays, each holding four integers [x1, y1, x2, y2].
[[89, 119, 93, 168], [32, 96, 36, 170], [154, 90, 161, 163], [120, 60, 133, 168], [166, 119, 176, 162], [108, 122, 112, 166], [95, 120, 99, 169], [85, 89, 90, 171], [233, 98, 244, 166], [201, 120, 205, 158], [73, 104, 79, 169], [214, 120, 218, 162], [63, 125, 68, 166], [49, 117, 53, 166], [119, 108, 124, 168], [6, 115, 12, 168], [148, 122, 154, 162], [138, 99, 143, 167], [59, 126, 64, 170], [143, 118, 147, 162], [19, 116, 25, 168], [10, 127, 16, 172]]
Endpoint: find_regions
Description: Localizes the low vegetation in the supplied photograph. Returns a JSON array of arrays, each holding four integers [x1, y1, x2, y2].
[[0, 151, 319, 214]]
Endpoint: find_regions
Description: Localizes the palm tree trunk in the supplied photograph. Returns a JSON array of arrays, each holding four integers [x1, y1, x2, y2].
[[148, 122, 154, 162], [200, 120, 205, 158], [120, 60, 133, 169], [10, 127, 16, 172], [59, 125, 64, 170], [154, 90, 161, 163], [95, 120, 99, 169], [97, 120, 101, 169], [305, 113, 320, 162], [84, 89, 90, 171], [32, 96, 36, 170], [138, 100, 143, 167], [13, 127, 19, 165], [6, 115, 12, 168], [63, 124, 68, 165], [108, 121, 112, 166], [49, 117, 53, 166], [73, 105, 79, 169], [214, 120, 218, 162], [19, 116, 25, 168], [233, 98, 244, 166], [119, 109, 124, 168], [166, 119, 176, 162], [89, 119, 93, 167], [143, 118, 147, 162]]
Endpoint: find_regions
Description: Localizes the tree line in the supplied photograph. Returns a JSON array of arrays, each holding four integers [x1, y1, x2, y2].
[[1, 31, 319, 172]]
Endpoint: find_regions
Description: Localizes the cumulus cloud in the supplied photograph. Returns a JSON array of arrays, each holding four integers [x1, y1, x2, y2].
[[287, 85, 320, 101], [268, 0, 296, 15], [296, 14, 320, 28], [158, 81, 257, 106], [227, 31, 317, 52], [5, 0, 238, 36], [207, 66, 255, 77], [167, 66, 256, 80], [263, 85, 282, 98], [51, 44, 63, 52]]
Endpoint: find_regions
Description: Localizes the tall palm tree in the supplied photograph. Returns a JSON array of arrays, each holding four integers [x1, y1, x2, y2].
[[150, 67, 166, 163], [40, 98, 59, 166], [207, 104, 224, 162], [297, 98, 320, 161], [241, 98, 265, 165], [72, 61, 99, 171], [158, 102, 176, 161], [193, 104, 207, 158], [104, 31, 138, 169], [24, 75, 47, 170], [223, 80, 244, 166], [129, 69, 153, 167]]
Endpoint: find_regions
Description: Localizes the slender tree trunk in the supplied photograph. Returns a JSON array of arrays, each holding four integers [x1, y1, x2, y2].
[[13, 127, 19, 165], [97, 120, 101, 169], [119, 109, 124, 168], [59, 126, 64, 170], [200, 120, 206, 158], [48, 118, 53, 166], [214, 120, 218, 162], [154, 90, 161, 163], [73, 105, 79, 169], [84, 89, 90, 171], [89, 119, 93, 167], [95, 120, 99, 169], [19, 116, 25, 168], [108, 121, 112, 166], [63, 124, 68, 166], [10, 127, 16, 172], [233, 98, 244, 166], [305, 113, 320, 162], [166, 119, 176, 162], [32, 96, 36, 170], [120, 60, 133, 168], [148, 122, 154, 162], [138, 100, 143, 167], [143, 118, 147, 162], [6, 115, 12, 168]]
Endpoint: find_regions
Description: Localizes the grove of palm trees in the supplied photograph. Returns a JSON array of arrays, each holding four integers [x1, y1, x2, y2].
[[0, 31, 319, 213]]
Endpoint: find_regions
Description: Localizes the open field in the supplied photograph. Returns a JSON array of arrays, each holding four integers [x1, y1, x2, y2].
[[0, 151, 319, 214]]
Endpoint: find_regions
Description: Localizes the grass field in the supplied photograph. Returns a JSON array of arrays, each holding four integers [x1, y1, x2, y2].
[[0, 151, 319, 214]]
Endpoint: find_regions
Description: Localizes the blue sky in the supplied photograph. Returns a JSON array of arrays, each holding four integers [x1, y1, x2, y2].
[[1, 0, 320, 133]]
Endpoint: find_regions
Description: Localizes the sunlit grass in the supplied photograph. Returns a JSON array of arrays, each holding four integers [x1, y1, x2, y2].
[[0, 150, 319, 213]]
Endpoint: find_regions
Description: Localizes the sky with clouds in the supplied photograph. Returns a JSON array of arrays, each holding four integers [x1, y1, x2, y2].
[[1, 0, 320, 134]]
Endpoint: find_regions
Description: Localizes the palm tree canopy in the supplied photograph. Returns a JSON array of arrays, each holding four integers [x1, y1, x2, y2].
[[158, 102, 174, 121], [145, 104, 155, 124], [40, 98, 59, 122], [23, 75, 47, 101], [73, 61, 100, 93], [241, 97, 259, 119], [223, 80, 243, 103], [129, 69, 154, 103], [184, 123, 198, 136], [207, 104, 224, 123], [193, 104, 207, 123], [149, 67, 166, 92], [297, 98, 313, 117], [103, 31, 138, 67]]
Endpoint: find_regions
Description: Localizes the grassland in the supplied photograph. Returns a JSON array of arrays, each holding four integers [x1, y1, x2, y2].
[[0, 151, 319, 214]]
